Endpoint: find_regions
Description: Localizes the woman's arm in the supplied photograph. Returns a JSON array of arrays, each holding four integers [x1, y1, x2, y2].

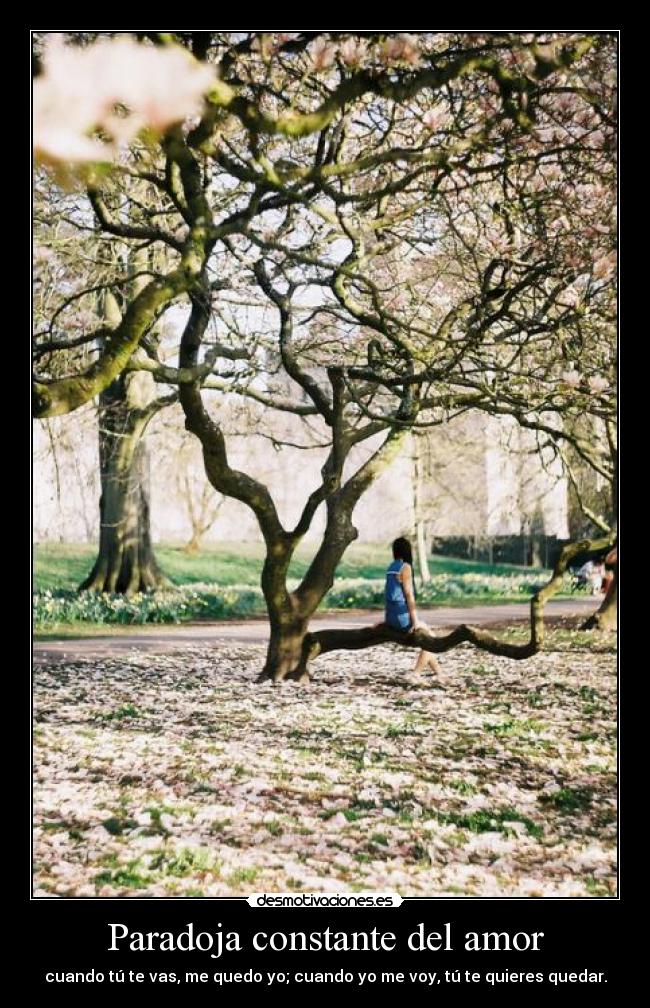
[[400, 563, 419, 629]]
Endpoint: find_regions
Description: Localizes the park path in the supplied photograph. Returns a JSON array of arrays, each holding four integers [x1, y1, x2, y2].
[[33, 598, 596, 664]]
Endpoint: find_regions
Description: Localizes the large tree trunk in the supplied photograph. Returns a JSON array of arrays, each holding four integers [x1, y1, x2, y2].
[[262, 613, 311, 683], [79, 280, 168, 595], [257, 506, 359, 683], [79, 378, 169, 595]]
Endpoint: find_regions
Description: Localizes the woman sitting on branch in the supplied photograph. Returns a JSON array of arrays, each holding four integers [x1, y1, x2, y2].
[[383, 537, 441, 676]]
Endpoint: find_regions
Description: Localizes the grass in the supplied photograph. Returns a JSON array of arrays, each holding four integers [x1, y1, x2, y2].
[[538, 787, 594, 814], [34, 541, 548, 592], [436, 808, 544, 840]]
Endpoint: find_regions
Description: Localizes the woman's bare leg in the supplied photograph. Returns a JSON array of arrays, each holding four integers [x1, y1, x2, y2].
[[412, 621, 441, 674], [413, 650, 440, 674]]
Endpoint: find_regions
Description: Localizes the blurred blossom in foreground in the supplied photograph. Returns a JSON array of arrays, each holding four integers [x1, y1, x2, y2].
[[33, 35, 216, 165]]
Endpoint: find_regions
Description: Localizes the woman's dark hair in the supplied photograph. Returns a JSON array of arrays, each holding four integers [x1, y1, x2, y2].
[[392, 537, 413, 566]]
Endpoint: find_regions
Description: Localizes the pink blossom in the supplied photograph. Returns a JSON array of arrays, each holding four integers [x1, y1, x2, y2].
[[565, 250, 584, 269], [562, 287, 581, 307], [311, 38, 336, 73], [33, 246, 55, 266], [478, 94, 499, 115], [562, 369, 581, 388], [423, 108, 451, 131], [252, 34, 275, 62], [33, 86, 109, 164], [588, 375, 609, 395], [543, 163, 561, 181], [380, 34, 420, 68], [512, 50, 537, 75], [340, 38, 368, 69], [593, 252, 616, 279], [556, 93, 577, 114]]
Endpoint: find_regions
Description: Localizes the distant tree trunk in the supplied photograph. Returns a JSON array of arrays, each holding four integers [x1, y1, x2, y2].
[[183, 534, 202, 556], [412, 432, 431, 584], [181, 474, 223, 555], [416, 520, 430, 583], [531, 537, 542, 568]]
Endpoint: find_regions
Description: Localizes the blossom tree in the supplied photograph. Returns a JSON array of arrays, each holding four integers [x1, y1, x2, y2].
[[33, 31, 617, 675]]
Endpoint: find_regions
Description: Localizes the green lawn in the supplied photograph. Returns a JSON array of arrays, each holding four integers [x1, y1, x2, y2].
[[34, 541, 547, 592]]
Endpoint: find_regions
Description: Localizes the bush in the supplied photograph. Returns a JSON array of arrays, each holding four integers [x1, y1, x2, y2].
[[33, 584, 265, 626], [324, 572, 550, 609]]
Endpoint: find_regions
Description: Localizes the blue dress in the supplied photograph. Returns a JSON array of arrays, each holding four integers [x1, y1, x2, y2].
[[385, 559, 411, 630]]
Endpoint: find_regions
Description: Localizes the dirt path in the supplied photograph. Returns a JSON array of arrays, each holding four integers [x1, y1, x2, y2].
[[33, 598, 596, 664]]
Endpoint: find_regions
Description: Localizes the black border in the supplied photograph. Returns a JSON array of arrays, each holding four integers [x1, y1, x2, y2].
[[28, 28, 626, 991]]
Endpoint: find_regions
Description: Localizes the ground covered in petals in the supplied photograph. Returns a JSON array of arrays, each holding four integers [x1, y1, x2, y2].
[[33, 633, 616, 898]]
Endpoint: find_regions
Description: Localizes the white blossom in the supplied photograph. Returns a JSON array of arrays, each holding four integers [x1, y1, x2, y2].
[[33, 35, 216, 164]]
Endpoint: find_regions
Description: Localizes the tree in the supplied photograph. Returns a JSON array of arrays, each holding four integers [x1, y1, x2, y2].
[[80, 253, 175, 593], [173, 432, 225, 554], [33, 31, 617, 675], [34, 194, 172, 593]]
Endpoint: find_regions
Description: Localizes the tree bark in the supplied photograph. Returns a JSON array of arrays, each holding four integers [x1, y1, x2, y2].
[[79, 279, 168, 595], [258, 508, 359, 683], [79, 377, 169, 595], [261, 612, 311, 683], [581, 544, 617, 630], [581, 577, 617, 630]]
